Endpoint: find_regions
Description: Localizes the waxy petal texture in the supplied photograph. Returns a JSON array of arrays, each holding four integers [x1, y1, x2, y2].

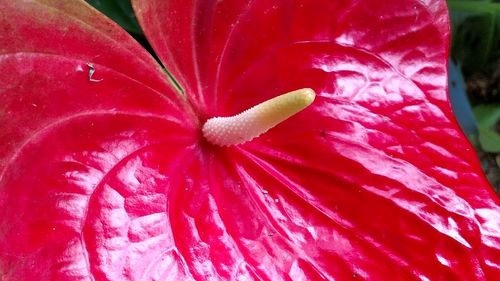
[[0, 0, 197, 171], [133, 0, 500, 280], [0, 0, 499, 280], [0, 0, 196, 280]]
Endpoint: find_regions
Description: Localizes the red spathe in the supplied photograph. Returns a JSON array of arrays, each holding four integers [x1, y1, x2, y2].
[[0, 0, 499, 280]]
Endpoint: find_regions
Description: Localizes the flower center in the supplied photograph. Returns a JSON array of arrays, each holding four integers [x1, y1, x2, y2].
[[202, 88, 316, 146]]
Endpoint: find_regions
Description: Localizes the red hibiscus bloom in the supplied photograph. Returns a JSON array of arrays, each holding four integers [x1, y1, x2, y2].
[[1, 0, 499, 280]]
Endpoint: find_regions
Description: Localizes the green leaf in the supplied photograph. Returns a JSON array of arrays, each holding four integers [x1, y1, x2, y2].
[[474, 104, 500, 152], [86, 0, 142, 35], [448, 0, 500, 73]]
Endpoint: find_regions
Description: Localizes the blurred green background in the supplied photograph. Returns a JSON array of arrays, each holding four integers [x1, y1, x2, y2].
[[86, 0, 500, 194], [448, 0, 500, 194]]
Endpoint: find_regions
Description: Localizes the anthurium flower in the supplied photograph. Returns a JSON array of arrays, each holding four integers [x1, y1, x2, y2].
[[0, 0, 499, 280]]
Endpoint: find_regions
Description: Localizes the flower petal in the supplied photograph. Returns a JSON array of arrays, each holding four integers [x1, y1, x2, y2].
[[2, 0, 500, 280], [131, 0, 256, 115], [0, 0, 178, 97], [233, 40, 500, 279], [0, 0, 197, 173], [0, 113, 194, 280], [170, 0, 499, 278], [131, 0, 449, 118], [0, 1, 197, 279]]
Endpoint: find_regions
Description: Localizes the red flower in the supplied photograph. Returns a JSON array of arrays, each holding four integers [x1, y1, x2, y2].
[[1, 0, 499, 280]]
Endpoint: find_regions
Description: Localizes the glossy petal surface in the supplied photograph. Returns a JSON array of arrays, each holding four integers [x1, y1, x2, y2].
[[1, 0, 500, 281], [0, 0, 195, 279]]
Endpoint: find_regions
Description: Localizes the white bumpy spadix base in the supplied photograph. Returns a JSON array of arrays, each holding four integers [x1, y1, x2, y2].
[[202, 88, 316, 146]]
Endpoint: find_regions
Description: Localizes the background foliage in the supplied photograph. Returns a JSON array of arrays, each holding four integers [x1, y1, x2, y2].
[[448, 0, 500, 193]]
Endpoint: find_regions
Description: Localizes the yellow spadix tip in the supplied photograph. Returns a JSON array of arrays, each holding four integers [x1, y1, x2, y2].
[[202, 88, 316, 147], [301, 88, 316, 106]]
